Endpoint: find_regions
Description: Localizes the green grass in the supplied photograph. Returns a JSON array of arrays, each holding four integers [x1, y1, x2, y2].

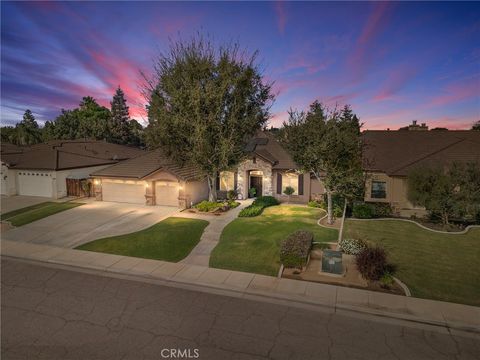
[[1, 202, 83, 227], [76, 217, 209, 262], [210, 205, 338, 276], [344, 219, 480, 306]]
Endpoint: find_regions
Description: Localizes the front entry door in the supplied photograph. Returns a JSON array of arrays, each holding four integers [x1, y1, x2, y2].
[[249, 176, 263, 198]]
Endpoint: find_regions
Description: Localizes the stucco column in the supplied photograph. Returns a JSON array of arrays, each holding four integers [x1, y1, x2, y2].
[[94, 179, 102, 200], [145, 181, 155, 205]]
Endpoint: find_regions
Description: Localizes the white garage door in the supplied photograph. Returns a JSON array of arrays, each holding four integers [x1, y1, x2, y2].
[[102, 181, 145, 204], [155, 182, 179, 207], [18, 171, 53, 197]]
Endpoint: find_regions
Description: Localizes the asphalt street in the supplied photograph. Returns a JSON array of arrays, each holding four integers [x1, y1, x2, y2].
[[1, 258, 479, 360]]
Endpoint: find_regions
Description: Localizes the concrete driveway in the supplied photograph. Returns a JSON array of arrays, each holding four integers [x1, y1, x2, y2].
[[1, 195, 50, 214], [1, 201, 178, 248]]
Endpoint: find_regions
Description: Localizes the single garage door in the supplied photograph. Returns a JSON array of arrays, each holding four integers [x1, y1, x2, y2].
[[102, 180, 145, 204], [18, 171, 53, 197], [155, 182, 179, 207]]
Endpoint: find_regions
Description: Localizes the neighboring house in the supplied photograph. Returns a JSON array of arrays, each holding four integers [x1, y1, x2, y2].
[[0, 140, 143, 198], [91, 149, 208, 208], [362, 130, 480, 217]]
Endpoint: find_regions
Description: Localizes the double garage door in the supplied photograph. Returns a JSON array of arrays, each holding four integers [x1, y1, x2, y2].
[[17, 171, 53, 197], [101, 180, 178, 207]]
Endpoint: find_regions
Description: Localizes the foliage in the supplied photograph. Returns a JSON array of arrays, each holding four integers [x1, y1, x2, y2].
[[472, 120, 480, 130], [339, 238, 367, 255], [283, 186, 295, 196], [227, 190, 237, 201], [253, 196, 279, 207], [248, 187, 257, 198], [109, 87, 134, 144], [280, 230, 313, 268], [195, 200, 223, 212], [81, 180, 91, 197], [7, 110, 43, 146], [355, 246, 388, 281], [407, 162, 480, 225], [280, 101, 364, 224], [307, 200, 324, 208], [352, 203, 374, 219], [228, 200, 240, 208], [369, 202, 392, 217], [144, 35, 274, 201], [238, 204, 264, 217], [380, 272, 395, 288], [333, 205, 343, 218]]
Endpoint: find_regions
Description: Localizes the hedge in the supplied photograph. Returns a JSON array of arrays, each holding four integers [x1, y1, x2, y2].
[[239, 196, 279, 217], [280, 230, 313, 268]]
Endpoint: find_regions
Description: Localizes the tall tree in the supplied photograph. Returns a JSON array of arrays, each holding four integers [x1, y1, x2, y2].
[[109, 87, 131, 144], [145, 36, 273, 200], [15, 109, 42, 145], [0, 126, 18, 144], [77, 96, 111, 139], [472, 120, 480, 131], [281, 102, 364, 224]]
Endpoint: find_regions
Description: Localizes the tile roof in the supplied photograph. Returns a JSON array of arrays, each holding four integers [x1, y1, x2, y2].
[[362, 130, 480, 176], [91, 148, 204, 181], [1, 140, 144, 170], [247, 131, 298, 169]]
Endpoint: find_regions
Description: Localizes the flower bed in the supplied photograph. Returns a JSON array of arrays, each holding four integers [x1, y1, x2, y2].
[[238, 196, 279, 217]]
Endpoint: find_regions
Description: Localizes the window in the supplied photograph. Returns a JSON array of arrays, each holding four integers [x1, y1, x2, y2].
[[219, 171, 235, 191], [371, 181, 386, 199], [283, 172, 299, 195]]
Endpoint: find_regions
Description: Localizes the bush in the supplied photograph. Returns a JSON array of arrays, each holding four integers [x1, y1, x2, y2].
[[355, 246, 388, 281], [249, 187, 257, 197], [333, 205, 343, 218], [380, 272, 394, 288], [352, 203, 374, 219], [238, 204, 264, 217], [307, 200, 324, 208], [369, 202, 392, 217], [280, 230, 313, 268], [283, 186, 295, 196], [227, 190, 237, 201], [195, 200, 222, 212], [253, 196, 279, 207], [228, 200, 240, 208], [339, 238, 367, 255]]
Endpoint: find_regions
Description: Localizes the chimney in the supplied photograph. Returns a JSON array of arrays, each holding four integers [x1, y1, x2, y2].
[[412, 120, 417, 126]]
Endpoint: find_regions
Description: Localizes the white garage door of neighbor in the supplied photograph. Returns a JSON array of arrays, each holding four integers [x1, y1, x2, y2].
[[102, 181, 145, 204], [18, 172, 53, 197], [155, 182, 179, 207]]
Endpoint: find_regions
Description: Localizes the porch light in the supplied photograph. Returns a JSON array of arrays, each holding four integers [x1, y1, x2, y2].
[[94, 180, 100, 185], [144, 182, 149, 188]]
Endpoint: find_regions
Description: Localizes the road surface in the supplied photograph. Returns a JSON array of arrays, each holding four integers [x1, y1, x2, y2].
[[1, 258, 479, 359]]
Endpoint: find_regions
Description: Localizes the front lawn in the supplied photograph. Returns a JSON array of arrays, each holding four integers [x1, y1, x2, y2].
[[344, 219, 480, 306], [1, 202, 83, 227], [76, 217, 209, 262], [210, 205, 338, 276]]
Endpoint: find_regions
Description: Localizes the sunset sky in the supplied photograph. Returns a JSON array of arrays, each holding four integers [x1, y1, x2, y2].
[[1, 1, 479, 130]]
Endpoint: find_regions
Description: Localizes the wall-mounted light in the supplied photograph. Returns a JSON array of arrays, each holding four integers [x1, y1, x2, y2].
[[178, 185, 183, 190], [145, 182, 150, 188], [94, 179, 100, 185]]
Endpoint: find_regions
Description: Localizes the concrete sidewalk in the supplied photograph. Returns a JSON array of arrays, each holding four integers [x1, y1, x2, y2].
[[178, 199, 254, 266], [1, 239, 479, 335]]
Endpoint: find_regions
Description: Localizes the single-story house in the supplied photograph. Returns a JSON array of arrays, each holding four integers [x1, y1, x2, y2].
[[91, 131, 325, 208], [0, 140, 143, 198], [362, 130, 480, 217], [91, 149, 208, 207]]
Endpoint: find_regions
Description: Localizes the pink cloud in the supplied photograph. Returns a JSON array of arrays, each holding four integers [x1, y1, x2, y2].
[[348, 2, 393, 81], [428, 78, 479, 107], [273, 1, 287, 34], [373, 64, 419, 102]]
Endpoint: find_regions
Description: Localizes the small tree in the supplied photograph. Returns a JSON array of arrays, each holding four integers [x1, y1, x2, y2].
[[144, 35, 273, 201], [281, 102, 364, 224], [283, 185, 295, 203]]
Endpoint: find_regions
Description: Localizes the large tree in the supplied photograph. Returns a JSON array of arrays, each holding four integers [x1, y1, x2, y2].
[[145, 36, 273, 200], [408, 162, 480, 225], [281, 101, 364, 224], [15, 109, 42, 145], [109, 87, 131, 144], [472, 120, 480, 131]]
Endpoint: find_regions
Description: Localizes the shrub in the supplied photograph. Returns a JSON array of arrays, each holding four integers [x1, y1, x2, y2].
[[195, 200, 222, 212], [369, 202, 392, 217], [333, 205, 343, 218], [238, 204, 264, 217], [283, 186, 295, 196], [227, 190, 237, 201], [280, 230, 313, 268], [339, 238, 367, 255], [253, 196, 279, 207], [228, 200, 240, 208], [355, 246, 388, 281], [307, 200, 323, 208], [249, 187, 257, 197], [352, 203, 374, 219], [380, 272, 394, 288]]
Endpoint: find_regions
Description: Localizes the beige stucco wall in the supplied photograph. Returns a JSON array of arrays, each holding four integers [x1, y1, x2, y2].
[[184, 179, 209, 207], [310, 177, 325, 200], [1, 164, 17, 196], [365, 172, 427, 217]]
